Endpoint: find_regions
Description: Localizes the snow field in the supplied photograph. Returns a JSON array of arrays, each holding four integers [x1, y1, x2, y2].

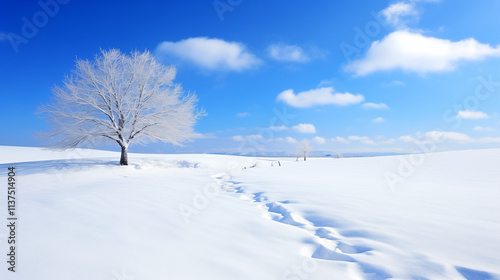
[[0, 147, 499, 279]]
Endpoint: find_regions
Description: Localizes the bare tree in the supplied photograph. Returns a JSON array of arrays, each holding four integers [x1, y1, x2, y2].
[[39, 49, 204, 165], [298, 140, 311, 161]]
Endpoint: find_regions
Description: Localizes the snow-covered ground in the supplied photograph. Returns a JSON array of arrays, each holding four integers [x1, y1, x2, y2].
[[0, 146, 499, 280]]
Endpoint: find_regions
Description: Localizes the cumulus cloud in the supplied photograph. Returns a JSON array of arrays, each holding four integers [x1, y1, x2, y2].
[[456, 110, 489, 119], [422, 131, 473, 143], [192, 132, 217, 139], [312, 136, 326, 145], [476, 137, 500, 143], [276, 87, 364, 108], [232, 134, 262, 141], [348, 136, 375, 145], [267, 44, 309, 62], [372, 117, 386, 123], [231, 135, 245, 141], [398, 135, 416, 142], [275, 137, 298, 144], [474, 126, 495, 131], [345, 30, 500, 76], [292, 124, 317, 134], [362, 102, 390, 110], [331, 136, 350, 144], [156, 37, 262, 71], [381, 2, 419, 27], [331, 135, 396, 145], [421, 131, 500, 143], [399, 131, 500, 144], [348, 136, 369, 141]]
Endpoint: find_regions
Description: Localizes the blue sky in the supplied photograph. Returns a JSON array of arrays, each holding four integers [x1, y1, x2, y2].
[[1, 0, 500, 155]]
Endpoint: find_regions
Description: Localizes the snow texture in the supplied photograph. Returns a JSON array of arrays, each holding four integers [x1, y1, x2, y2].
[[0, 146, 499, 280]]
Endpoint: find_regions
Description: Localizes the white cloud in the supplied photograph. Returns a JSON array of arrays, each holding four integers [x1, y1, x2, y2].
[[267, 44, 309, 63], [312, 136, 326, 145], [285, 137, 298, 144], [236, 112, 250, 117], [400, 130, 500, 144], [372, 117, 386, 123], [270, 125, 288, 131], [474, 126, 495, 132], [232, 135, 245, 141], [348, 136, 369, 141], [477, 137, 500, 143], [192, 132, 217, 139], [232, 134, 262, 141], [156, 37, 262, 71], [276, 87, 364, 108], [348, 136, 375, 145], [362, 102, 390, 110], [345, 30, 500, 76], [399, 135, 416, 142], [456, 110, 489, 119], [332, 135, 395, 145], [331, 136, 350, 144], [292, 124, 316, 134], [423, 131, 472, 143], [362, 139, 376, 145], [275, 136, 298, 144], [381, 2, 418, 27], [422, 131, 500, 144]]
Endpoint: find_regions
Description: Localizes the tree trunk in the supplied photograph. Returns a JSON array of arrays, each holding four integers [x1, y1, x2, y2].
[[120, 145, 128, 165]]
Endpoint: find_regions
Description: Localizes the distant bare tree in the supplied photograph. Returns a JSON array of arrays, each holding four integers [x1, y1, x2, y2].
[[298, 140, 311, 161], [39, 49, 204, 165]]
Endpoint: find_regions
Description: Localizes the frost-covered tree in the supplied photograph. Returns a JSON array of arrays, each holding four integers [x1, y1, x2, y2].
[[298, 140, 311, 161], [39, 49, 204, 165]]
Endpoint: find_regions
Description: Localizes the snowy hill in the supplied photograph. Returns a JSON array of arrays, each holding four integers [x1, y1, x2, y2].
[[0, 146, 499, 280]]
